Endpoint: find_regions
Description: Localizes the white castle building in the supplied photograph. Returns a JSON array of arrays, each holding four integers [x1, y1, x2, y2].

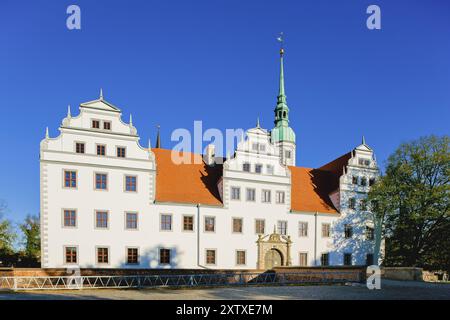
[[40, 48, 379, 269]]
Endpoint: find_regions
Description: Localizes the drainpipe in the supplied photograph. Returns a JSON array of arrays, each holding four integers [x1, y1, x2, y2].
[[314, 212, 318, 266], [196, 203, 206, 269]]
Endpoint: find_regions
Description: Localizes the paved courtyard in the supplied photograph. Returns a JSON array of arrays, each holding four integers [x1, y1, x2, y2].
[[0, 280, 449, 300]]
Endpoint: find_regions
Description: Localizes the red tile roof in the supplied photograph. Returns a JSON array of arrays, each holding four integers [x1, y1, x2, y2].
[[152, 148, 349, 214]]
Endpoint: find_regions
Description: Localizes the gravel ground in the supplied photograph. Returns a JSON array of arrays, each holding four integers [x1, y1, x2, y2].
[[0, 280, 449, 300]]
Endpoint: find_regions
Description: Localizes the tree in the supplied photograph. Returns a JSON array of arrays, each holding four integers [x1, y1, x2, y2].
[[20, 215, 40, 260], [368, 135, 449, 271], [0, 200, 16, 255]]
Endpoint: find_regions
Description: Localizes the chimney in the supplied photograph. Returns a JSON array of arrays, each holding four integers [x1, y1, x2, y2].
[[204, 144, 215, 166]]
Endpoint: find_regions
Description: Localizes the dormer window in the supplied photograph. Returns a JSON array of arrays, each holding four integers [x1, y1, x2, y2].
[[103, 121, 111, 130], [242, 163, 250, 172], [92, 120, 100, 129]]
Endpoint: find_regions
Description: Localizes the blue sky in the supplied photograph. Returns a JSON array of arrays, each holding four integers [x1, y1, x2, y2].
[[0, 0, 449, 224]]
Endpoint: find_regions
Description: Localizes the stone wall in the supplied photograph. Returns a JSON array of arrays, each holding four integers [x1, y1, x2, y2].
[[381, 267, 423, 281]]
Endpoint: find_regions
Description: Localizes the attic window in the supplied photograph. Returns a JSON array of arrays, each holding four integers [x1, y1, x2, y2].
[[103, 121, 111, 130], [92, 120, 100, 129], [358, 158, 371, 166]]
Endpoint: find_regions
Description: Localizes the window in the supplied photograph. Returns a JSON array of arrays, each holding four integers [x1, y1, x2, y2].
[[321, 253, 329, 266], [358, 158, 370, 166], [103, 121, 111, 130], [236, 250, 246, 265], [96, 144, 106, 156], [206, 249, 216, 265], [126, 212, 138, 230], [255, 219, 265, 234], [116, 147, 126, 158], [344, 224, 353, 238], [252, 143, 258, 151], [298, 222, 308, 237], [65, 247, 77, 264], [352, 176, 358, 184], [242, 163, 250, 172], [127, 248, 139, 264], [96, 211, 108, 229], [266, 165, 274, 175], [232, 218, 243, 233], [160, 214, 172, 231], [246, 188, 256, 201], [183, 216, 194, 231], [361, 177, 367, 186], [299, 252, 308, 266], [276, 191, 285, 204], [159, 249, 171, 264], [231, 187, 240, 200], [95, 173, 107, 190], [369, 178, 376, 186], [204, 216, 215, 232], [262, 190, 271, 203], [75, 142, 85, 154], [366, 254, 374, 266], [344, 253, 352, 266], [63, 210, 76, 227], [91, 120, 100, 129], [259, 144, 266, 152], [277, 220, 287, 235], [366, 226, 374, 240], [349, 198, 356, 210], [97, 247, 109, 264], [285, 150, 291, 159], [64, 170, 77, 188], [255, 164, 263, 174], [125, 175, 137, 192], [322, 223, 330, 238]]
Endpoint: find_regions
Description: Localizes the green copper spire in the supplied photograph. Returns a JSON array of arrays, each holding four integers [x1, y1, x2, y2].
[[271, 34, 296, 144]]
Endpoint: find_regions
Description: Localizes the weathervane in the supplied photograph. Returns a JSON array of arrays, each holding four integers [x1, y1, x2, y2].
[[277, 32, 284, 56]]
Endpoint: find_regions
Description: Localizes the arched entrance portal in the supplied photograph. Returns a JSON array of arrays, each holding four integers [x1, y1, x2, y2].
[[264, 248, 283, 269]]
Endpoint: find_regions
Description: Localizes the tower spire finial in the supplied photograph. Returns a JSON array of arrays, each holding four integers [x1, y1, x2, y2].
[[362, 135, 366, 145], [155, 125, 161, 148], [99, 88, 103, 100], [129, 113, 133, 126], [67, 105, 71, 118], [256, 117, 260, 128], [45, 127, 49, 139]]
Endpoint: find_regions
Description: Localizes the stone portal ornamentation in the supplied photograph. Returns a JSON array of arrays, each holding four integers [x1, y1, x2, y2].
[[256, 228, 292, 270]]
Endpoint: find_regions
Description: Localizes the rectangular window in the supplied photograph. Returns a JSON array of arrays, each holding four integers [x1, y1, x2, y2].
[[96, 144, 106, 156], [97, 247, 109, 264], [159, 249, 171, 264], [262, 190, 271, 203], [95, 173, 107, 190], [242, 163, 250, 172], [360, 199, 368, 211], [126, 212, 138, 230], [232, 218, 243, 233], [75, 142, 85, 154], [236, 250, 246, 265], [259, 144, 266, 152], [255, 164, 263, 174], [369, 178, 376, 186], [321, 253, 329, 266], [360, 177, 367, 186], [252, 143, 259, 151], [366, 254, 374, 266], [116, 147, 126, 158], [344, 253, 352, 266], [204, 216, 215, 232], [349, 198, 356, 210], [160, 214, 172, 231], [127, 248, 139, 264], [206, 249, 216, 265], [96, 211, 108, 229], [63, 210, 76, 227], [299, 252, 308, 266], [65, 247, 77, 264], [64, 170, 77, 188], [285, 150, 291, 159], [231, 187, 241, 200], [358, 158, 371, 166], [276, 191, 285, 204], [267, 165, 274, 175], [92, 120, 100, 129], [183, 216, 194, 231], [298, 222, 308, 237], [277, 220, 288, 235], [352, 176, 358, 184], [246, 188, 256, 201], [344, 224, 353, 238], [366, 226, 375, 240], [103, 121, 111, 130], [125, 175, 137, 192], [322, 223, 331, 238], [255, 219, 265, 234]]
